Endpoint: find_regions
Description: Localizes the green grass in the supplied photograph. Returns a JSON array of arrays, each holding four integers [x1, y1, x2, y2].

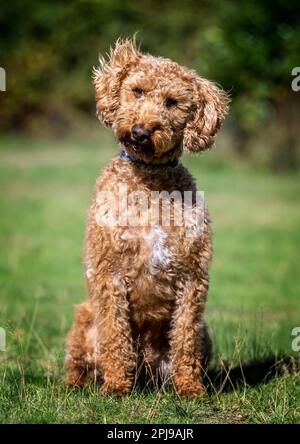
[[0, 134, 300, 424]]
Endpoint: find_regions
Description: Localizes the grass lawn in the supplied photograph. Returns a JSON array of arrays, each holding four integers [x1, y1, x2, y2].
[[0, 135, 299, 424]]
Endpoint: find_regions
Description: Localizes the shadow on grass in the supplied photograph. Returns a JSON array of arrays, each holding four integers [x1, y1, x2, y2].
[[205, 354, 300, 394], [133, 354, 299, 397]]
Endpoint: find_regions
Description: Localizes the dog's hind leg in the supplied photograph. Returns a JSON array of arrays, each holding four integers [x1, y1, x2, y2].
[[65, 302, 100, 387], [198, 322, 212, 372]]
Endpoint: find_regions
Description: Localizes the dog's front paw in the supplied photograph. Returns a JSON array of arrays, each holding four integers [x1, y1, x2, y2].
[[174, 378, 206, 398], [100, 380, 132, 396], [65, 368, 88, 388]]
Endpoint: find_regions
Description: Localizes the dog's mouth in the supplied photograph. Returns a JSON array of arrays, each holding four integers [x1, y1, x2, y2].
[[121, 136, 155, 157]]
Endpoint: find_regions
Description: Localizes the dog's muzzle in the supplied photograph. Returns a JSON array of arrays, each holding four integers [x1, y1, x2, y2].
[[131, 124, 152, 144]]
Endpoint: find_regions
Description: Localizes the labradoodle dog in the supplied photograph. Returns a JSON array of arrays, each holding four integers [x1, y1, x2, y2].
[[65, 39, 229, 397]]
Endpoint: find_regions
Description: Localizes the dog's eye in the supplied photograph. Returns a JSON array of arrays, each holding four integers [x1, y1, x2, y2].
[[165, 98, 177, 108], [133, 88, 143, 98]]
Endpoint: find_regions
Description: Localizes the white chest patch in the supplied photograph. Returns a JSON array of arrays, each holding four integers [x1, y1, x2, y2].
[[85, 248, 94, 280], [145, 226, 171, 275]]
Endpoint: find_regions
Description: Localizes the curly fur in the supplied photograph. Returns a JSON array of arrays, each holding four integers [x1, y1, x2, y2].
[[65, 38, 229, 397]]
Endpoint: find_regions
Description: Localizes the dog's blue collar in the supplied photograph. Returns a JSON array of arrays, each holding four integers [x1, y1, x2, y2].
[[119, 150, 179, 168]]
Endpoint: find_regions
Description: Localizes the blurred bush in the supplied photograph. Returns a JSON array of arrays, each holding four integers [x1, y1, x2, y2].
[[0, 0, 299, 170]]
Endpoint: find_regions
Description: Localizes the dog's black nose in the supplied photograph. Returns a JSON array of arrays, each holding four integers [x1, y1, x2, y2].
[[131, 125, 151, 144]]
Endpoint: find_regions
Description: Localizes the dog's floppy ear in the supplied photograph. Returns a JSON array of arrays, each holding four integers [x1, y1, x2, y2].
[[93, 38, 142, 126], [183, 75, 230, 152]]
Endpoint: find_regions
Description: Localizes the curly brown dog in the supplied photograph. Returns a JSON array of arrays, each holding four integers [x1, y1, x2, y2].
[[65, 39, 229, 397]]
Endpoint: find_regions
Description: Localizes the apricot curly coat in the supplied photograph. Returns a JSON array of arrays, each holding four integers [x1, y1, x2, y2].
[[65, 39, 229, 397]]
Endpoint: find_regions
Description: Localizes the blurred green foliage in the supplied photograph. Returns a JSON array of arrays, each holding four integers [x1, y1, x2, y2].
[[0, 0, 300, 168]]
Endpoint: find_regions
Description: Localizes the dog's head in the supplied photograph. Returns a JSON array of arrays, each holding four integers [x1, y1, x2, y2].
[[93, 39, 229, 163]]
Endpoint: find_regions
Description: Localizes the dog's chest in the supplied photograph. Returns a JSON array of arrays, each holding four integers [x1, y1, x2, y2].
[[143, 226, 172, 275], [114, 224, 176, 276], [125, 226, 179, 325]]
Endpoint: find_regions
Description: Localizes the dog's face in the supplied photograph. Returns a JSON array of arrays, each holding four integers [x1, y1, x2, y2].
[[116, 67, 194, 161], [93, 39, 229, 163]]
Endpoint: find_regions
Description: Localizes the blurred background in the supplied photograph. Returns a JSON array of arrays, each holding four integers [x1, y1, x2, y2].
[[0, 0, 300, 423], [1, 0, 300, 170]]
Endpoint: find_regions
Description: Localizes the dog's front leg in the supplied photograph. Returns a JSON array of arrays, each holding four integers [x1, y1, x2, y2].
[[170, 277, 209, 397], [92, 277, 136, 395]]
